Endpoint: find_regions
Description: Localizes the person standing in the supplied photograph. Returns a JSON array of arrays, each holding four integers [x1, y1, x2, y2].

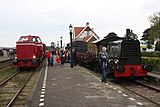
[[46, 49, 51, 66], [99, 47, 109, 83]]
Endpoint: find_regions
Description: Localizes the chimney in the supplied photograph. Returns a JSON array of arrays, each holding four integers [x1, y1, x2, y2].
[[86, 22, 89, 26], [126, 29, 130, 39]]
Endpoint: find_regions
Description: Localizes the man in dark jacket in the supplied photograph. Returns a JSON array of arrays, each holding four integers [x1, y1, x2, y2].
[[72, 49, 76, 66], [99, 47, 109, 83]]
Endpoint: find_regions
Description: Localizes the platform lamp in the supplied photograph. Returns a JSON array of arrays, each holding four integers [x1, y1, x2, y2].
[[69, 24, 73, 68], [57, 41, 59, 48], [60, 36, 62, 48]]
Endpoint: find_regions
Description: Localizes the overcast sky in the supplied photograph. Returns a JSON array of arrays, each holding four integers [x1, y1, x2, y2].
[[0, 0, 159, 47]]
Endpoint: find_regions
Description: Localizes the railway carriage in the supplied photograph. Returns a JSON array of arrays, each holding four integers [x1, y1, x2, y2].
[[13, 35, 45, 70]]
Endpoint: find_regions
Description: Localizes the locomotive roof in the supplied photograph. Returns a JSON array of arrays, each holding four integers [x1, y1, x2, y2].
[[20, 35, 40, 38], [17, 35, 42, 43], [92, 36, 125, 45]]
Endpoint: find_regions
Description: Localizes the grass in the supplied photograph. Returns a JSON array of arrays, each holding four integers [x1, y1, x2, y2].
[[0, 68, 17, 83]]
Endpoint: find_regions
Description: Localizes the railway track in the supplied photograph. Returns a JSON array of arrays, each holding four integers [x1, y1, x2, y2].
[[0, 71, 34, 107], [12, 61, 45, 106], [120, 80, 160, 106], [0, 71, 20, 86]]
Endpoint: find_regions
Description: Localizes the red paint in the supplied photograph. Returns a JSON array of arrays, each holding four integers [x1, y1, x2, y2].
[[114, 64, 147, 77]]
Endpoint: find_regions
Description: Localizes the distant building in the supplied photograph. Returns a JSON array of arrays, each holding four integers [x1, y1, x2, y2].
[[73, 22, 99, 53]]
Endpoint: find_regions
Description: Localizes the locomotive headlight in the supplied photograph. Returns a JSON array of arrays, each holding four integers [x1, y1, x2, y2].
[[13, 54, 18, 64], [108, 59, 113, 62], [33, 54, 36, 59], [14, 54, 17, 59], [114, 59, 119, 64]]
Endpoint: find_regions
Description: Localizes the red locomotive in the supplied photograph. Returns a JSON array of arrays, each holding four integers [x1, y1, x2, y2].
[[13, 35, 46, 70]]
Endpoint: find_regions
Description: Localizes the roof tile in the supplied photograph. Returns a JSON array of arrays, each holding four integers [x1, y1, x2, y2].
[[83, 36, 91, 42], [74, 27, 84, 37]]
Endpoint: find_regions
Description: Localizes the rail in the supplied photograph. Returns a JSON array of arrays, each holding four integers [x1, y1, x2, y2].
[[121, 81, 160, 106], [0, 71, 34, 107], [7, 72, 34, 107], [0, 71, 20, 86]]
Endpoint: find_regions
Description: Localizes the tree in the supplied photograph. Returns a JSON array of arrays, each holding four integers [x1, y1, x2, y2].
[[148, 12, 160, 26], [148, 12, 160, 51], [141, 28, 150, 40], [148, 12, 160, 41], [155, 41, 160, 51]]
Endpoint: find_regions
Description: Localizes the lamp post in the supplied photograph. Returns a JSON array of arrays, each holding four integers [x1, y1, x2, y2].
[[57, 41, 59, 48], [69, 24, 73, 68], [60, 36, 62, 48], [51, 42, 55, 49]]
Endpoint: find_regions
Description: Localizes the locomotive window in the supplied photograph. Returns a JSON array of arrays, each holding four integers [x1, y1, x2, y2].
[[37, 38, 42, 42], [32, 37, 41, 43], [19, 37, 29, 41], [32, 38, 38, 42], [108, 41, 121, 58]]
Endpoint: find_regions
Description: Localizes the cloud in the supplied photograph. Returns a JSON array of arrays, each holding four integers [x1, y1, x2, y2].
[[0, 0, 160, 46]]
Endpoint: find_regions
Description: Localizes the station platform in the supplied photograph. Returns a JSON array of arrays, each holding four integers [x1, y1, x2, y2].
[[27, 63, 156, 107], [0, 56, 11, 62]]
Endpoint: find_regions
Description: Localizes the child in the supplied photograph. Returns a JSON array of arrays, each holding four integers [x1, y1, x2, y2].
[[56, 55, 61, 67]]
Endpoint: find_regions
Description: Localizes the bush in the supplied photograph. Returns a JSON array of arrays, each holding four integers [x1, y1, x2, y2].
[[141, 51, 160, 57], [142, 57, 160, 71]]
